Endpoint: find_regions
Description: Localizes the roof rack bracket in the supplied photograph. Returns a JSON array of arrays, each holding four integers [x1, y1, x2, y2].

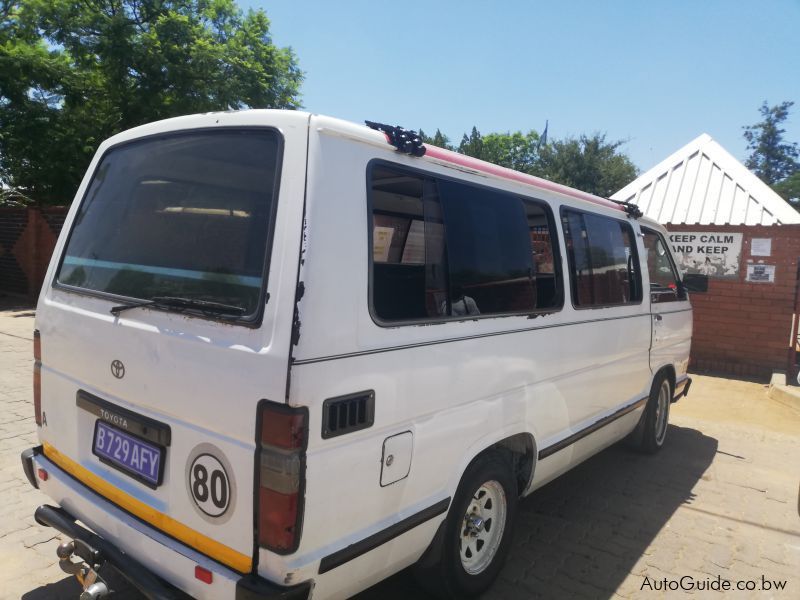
[[611, 199, 643, 219], [365, 121, 426, 157]]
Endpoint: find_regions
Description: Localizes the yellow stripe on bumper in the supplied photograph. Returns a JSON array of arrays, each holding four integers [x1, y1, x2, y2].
[[42, 442, 252, 574]]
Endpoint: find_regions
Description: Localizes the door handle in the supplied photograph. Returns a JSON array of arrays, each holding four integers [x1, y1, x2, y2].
[[653, 314, 663, 321]]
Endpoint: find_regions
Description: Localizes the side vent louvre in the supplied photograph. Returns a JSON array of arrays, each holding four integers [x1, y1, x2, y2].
[[322, 390, 375, 439]]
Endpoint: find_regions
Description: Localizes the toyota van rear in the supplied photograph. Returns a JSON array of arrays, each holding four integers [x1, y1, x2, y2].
[[23, 110, 312, 599]]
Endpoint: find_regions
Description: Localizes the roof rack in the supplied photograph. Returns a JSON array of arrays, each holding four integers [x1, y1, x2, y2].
[[611, 199, 643, 219], [365, 121, 426, 157]]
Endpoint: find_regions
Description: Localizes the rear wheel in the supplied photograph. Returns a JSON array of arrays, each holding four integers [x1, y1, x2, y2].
[[415, 453, 517, 598]]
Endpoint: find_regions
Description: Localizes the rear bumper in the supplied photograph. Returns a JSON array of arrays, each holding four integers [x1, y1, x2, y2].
[[21, 445, 41, 488], [236, 576, 312, 600], [22, 447, 312, 600]]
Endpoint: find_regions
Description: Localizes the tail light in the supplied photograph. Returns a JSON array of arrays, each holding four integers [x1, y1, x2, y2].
[[33, 330, 42, 426], [257, 401, 307, 553]]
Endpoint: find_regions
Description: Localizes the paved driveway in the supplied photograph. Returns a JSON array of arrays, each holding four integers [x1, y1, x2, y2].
[[1, 305, 798, 599]]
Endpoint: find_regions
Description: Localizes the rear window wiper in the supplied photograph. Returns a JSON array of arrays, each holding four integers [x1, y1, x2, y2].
[[110, 296, 246, 318]]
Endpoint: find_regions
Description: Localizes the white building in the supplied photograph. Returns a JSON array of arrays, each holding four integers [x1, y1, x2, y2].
[[612, 134, 800, 226]]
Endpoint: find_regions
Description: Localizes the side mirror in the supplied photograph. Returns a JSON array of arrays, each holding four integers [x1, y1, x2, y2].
[[682, 273, 709, 293]]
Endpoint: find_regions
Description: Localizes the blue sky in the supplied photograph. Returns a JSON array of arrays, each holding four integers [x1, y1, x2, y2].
[[244, 1, 800, 173]]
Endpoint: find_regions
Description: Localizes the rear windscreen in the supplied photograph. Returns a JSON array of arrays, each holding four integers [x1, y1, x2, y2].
[[56, 129, 281, 321]]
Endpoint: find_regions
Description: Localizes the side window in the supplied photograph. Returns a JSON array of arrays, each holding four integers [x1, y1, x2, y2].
[[525, 200, 561, 309], [562, 209, 642, 307], [371, 165, 445, 321], [643, 228, 686, 303], [438, 180, 536, 316], [369, 164, 562, 323]]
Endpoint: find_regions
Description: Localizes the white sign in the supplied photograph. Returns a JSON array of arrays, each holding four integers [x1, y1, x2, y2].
[[746, 264, 775, 283], [668, 231, 743, 279], [750, 238, 772, 257]]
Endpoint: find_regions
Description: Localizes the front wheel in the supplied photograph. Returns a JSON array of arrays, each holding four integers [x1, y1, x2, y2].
[[639, 376, 672, 453], [415, 453, 518, 598]]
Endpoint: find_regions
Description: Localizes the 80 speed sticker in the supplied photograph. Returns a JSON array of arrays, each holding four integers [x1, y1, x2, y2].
[[190, 454, 229, 516], [186, 443, 236, 524]]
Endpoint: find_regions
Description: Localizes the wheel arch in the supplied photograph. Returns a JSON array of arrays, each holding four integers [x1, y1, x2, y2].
[[652, 363, 676, 393], [449, 429, 538, 500], [416, 429, 535, 571]]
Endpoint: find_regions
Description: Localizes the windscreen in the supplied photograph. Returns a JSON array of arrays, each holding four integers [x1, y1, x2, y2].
[[57, 129, 281, 320]]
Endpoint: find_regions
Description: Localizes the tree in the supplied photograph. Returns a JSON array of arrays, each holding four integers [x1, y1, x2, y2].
[[458, 126, 483, 159], [480, 130, 539, 173], [417, 122, 638, 197], [420, 128, 453, 150], [0, 0, 302, 204], [535, 134, 637, 198], [449, 126, 635, 196], [773, 171, 800, 204], [743, 101, 799, 186]]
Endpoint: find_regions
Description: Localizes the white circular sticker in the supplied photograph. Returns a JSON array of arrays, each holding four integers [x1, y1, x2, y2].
[[189, 453, 231, 518]]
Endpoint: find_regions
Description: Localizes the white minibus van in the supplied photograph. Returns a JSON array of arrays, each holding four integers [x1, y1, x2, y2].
[[21, 110, 694, 600]]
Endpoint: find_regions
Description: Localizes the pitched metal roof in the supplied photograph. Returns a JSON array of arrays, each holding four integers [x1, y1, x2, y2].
[[611, 134, 800, 225]]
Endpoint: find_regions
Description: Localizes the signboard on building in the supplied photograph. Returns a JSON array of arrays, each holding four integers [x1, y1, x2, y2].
[[750, 238, 772, 257], [668, 231, 743, 278], [745, 264, 776, 283]]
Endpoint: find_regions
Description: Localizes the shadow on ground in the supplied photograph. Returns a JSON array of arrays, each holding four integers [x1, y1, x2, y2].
[[22, 566, 150, 600], [20, 576, 82, 600], [357, 424, 718, 599]]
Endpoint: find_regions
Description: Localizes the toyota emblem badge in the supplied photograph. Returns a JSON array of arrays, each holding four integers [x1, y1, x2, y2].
[[110, 360, 125, 379]]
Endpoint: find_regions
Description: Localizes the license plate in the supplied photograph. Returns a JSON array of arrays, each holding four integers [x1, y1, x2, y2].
[[93, 421, 165, 488]]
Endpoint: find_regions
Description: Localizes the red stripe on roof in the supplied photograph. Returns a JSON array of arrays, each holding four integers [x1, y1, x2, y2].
[[422, 145, 623, 212]]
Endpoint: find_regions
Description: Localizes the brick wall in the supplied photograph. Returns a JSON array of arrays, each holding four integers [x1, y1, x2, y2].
[[0, 207, 68, 300], [668, 224, 800, 380]]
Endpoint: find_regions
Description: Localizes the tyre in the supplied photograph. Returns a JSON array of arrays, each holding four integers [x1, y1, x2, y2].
[[414, 452, 518, 598], [638, 375, 672, 454]]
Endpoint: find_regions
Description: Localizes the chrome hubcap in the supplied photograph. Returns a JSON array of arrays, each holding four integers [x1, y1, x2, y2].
[[460, 480, 507, 575], [654, 380, 670, 445]]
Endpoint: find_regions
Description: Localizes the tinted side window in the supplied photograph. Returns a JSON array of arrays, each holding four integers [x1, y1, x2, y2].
[[526, 201, 561, 309], [369, 164, 562, 323], [562, 210, 641, 307], [643, 228, 686, 303], [371, 166, 445, 321], [438, 180, 535, 316]]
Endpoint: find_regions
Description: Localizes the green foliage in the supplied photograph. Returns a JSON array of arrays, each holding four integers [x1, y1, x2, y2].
[[480, 130, 539, 173], [743, 101, 799, 186], [0, 0, 302, 204], [536, 134, 638, 198], [419, 128, 453, 150], [773, 171, 800, 203], [445, 124, 636, 197], [458, 126, 483, 158]]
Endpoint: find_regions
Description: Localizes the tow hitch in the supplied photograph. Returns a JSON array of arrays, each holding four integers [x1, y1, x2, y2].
[[34, 504, 183, 600], [56, 538, 110, 599]]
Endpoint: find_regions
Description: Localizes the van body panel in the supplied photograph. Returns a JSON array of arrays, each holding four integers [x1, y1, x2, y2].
[[36, 110, 310, 571], [650, 304, 693, 378], [271, 119, 653, 582]]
